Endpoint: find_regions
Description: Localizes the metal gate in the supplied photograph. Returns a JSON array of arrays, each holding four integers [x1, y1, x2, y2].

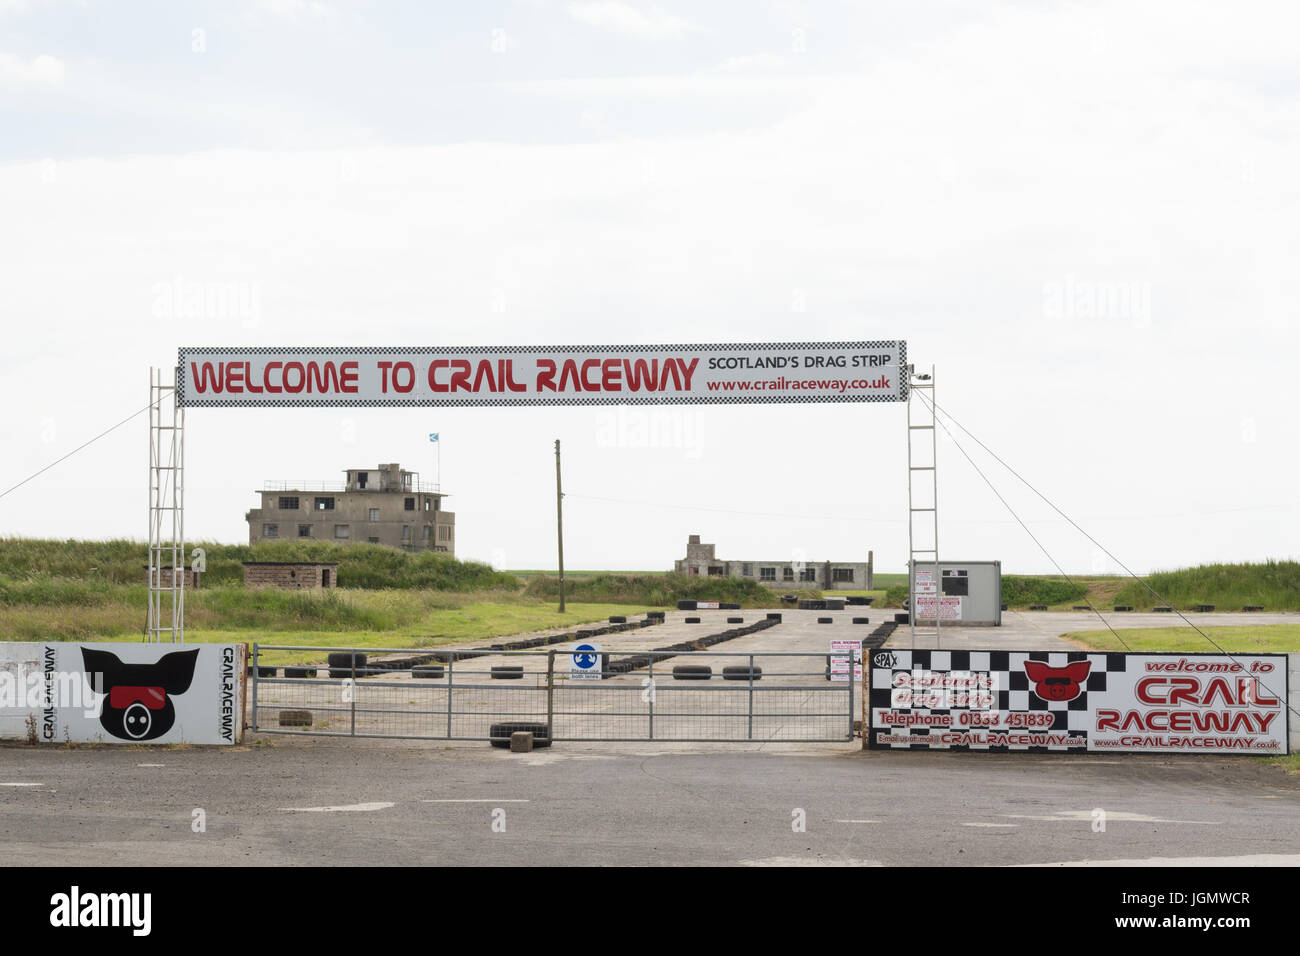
[[250, 646, 855, 743]]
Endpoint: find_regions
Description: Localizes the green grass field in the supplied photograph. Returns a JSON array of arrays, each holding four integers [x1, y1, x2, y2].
[[39, 597, 650, 666], [1061, 623, 1300, 653]]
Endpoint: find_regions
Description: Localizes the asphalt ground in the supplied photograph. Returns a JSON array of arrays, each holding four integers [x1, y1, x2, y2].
[[1, 738, 1296, 866]]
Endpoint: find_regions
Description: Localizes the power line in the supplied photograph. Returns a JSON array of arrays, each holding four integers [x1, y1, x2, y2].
[[0, 396, 165, 503], [922, 393, 1297, 718], [911, 390, 1133, 652]]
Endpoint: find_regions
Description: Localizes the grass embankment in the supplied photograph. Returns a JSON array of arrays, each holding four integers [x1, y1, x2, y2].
[[1109, 561, 1300, 612], [0, 537, 519, 590], [882, 576, 1091, 609], [1061, 623, 1300, 654], [523, 572, 776, 607]]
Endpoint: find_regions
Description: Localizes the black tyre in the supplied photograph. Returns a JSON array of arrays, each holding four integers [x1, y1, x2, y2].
[[852, 617, 869, 625], [727, 616, 743, 624], [491, 665, 525, 680], [722, 666, 762, 681], [684, 616, 701, 624], [672, 665, 712, 680], [895, 612, 909, 624], [818, 617, 833, 624], [327, 652, 367, 679], [609, 615, 627, 623], [412, 665, 445, 679], [766, 613, 782, 622], [488, 721, 552, 748], [283, 666, 317, 679]]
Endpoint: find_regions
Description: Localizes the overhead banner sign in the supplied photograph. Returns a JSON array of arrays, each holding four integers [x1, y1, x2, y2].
[[868, 650, 1288, 755], [0, 642, 246, 745], [177, 342, 906, 407]]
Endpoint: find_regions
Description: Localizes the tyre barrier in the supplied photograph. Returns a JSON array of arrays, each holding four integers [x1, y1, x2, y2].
[[673, 665, 712, 681], [1154, 606, 1173, 613], [490, 665, 525, 680], [685, 616, 701, 624], [798, 599, 826, 611], [647, 611, 666, 621], [489, 721, 552, 748], [894, 613, 909, 624], [250, 665, 277, 678], [766, 613, 782, 622], [727, 616, 743, 623], [1113, 606, 1133, 612], [1072, 606, 1090, 611], [677, 600, 697, 610], [283, 666, 317, 679], [817, 617, 833, 624], [1243, 605, 1264, 612], [852, 617, 870, 625], [1196, 604, 1216, 612], [845, 595, 875, 606], [722, 666, 762, 681], [412, 665, 445, 679], [327, 652, 366, 679], [1001, 603, 1008, 611], [1029, 604, 1048, 611], [609, 615, 627, 623], [278, 709, 312, 728]]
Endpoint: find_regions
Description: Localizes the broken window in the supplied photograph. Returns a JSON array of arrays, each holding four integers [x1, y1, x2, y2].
[[783, 567, 795, 581], [438, 525, 451, 540], [833, 568, 855, 583], [298, 524, 312, 538], [800, 567, 816, 582], [760, 567, 777, 581], [315, 497, 335, 511], [278, 496, 299, 510], [262, 524, 278, 538], [368, 508, 379, 522], [405, 497, 415, 511], [357, 472, 368, 489]]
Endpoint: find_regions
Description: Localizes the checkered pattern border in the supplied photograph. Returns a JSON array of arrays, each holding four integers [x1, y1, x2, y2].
[[174, 341, 908, 408]]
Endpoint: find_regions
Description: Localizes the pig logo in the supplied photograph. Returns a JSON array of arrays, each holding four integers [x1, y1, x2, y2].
[[81, 648, 200, 741], [1023, 660, 1092, 703]]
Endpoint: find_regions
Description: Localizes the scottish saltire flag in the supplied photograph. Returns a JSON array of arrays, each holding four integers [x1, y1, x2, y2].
[[428, 433, 439, 442]]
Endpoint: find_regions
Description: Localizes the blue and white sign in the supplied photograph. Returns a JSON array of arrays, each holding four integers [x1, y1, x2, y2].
[[570, 643, 602, 681]]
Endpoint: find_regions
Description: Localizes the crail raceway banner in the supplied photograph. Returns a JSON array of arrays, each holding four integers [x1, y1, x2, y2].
[[177, 342, 906, 407], [0, 642, 246, 745], [868, 650, 1288, 754]]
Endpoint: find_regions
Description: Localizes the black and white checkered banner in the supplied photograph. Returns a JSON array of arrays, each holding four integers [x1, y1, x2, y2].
[[868, 649, 1289, 754], [176, 342, 906, 407]]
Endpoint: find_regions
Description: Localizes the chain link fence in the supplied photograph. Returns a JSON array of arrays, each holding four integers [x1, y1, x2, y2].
[[251, 646, 855, 743]]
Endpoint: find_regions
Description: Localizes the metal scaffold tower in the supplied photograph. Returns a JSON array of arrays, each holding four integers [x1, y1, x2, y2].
[[906, 364, 940, 649], [147, 367, 185, 643]]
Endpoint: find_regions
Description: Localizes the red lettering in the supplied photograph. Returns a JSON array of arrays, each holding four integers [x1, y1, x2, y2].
[[449, 359, 471, 392], [264, 362, 282, 393], [602, 359, 622, 391], [471, 359, 497, 392], [428, 360, 450, 393], [536, 359, 556, 392], [282, 362, 305, 393]]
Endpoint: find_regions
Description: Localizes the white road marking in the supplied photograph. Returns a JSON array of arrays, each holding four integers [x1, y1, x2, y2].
[[281, 802, 394, 813], [1023, 854, 1300, 867], [0, 783, 43, 787], [835, 819, 880, 824], [1001, 811, 1221, 825], [137, 764, 164, 768], [963, 822, 1018, 828], [422, 799, 529, 804]]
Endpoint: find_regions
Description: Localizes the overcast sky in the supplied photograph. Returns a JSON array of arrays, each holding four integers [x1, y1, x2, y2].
[[1, 0, 1296, 575]]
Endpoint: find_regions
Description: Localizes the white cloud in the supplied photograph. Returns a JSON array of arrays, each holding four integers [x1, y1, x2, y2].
[[714, 53, 787, 74], [566, 1, 704, 40], [250, 0, 334, 21], [0, 52, 64, 89]]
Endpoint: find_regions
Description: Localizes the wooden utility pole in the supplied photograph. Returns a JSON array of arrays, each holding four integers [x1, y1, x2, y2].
[[555, 439, 566, 612]]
